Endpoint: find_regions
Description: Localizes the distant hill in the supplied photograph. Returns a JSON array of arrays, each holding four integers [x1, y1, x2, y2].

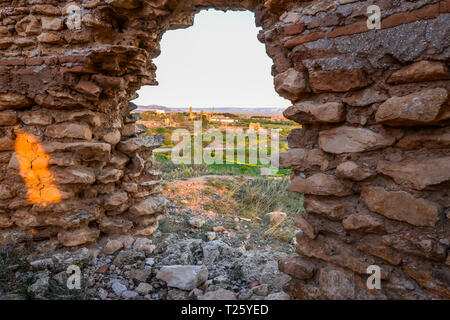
[[135, 105, 285, 115], [187, 107, 285, 115], [135, 105, 175, 113]]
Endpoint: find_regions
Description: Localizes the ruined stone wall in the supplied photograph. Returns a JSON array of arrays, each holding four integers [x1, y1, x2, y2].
[[0, 0, 448, 299], [271, 0, 450, 300], [0, 0, 178, 249]]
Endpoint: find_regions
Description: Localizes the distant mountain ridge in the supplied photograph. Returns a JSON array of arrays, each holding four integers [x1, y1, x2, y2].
[[136, 105, 285, 115], [135, 105, 173, 112]]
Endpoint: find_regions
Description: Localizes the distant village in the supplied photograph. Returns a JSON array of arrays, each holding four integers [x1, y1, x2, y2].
[[135, 106, 299, 150], [136, 105, 289, 132]]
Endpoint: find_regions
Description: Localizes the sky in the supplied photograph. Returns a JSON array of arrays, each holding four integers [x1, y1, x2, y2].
[[133, 9, 290, 109]]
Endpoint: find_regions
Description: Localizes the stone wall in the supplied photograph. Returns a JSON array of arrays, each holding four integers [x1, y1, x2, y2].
[[271, 0, 450, 300], [0, 0, 448, 299], [0, 0, 176, 249]]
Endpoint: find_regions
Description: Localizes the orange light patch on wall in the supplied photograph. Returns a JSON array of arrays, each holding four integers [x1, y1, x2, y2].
[[14, 130, 62, 205]]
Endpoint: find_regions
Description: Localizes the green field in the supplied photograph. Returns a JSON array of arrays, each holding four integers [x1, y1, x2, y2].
[[143, 111, 297, 180], [154, 152, 292, 181]]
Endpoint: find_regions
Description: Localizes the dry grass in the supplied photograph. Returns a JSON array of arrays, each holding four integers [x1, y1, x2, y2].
[[162, 175, 304, 252], [0, 245, 89, 300], [0, 245, 31, 295]]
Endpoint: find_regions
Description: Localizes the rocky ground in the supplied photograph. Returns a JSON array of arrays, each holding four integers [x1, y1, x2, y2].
[[0, 176, 301, 300]]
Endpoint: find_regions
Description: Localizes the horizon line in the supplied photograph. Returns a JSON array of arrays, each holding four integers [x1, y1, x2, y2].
[[136, 105, 288, 109]]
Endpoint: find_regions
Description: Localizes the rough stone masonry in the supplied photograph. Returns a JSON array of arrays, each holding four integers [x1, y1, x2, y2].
[[0, 0, 448, 299]]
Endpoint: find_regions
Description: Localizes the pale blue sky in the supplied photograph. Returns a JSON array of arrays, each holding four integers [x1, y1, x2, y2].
[[133, 9, 290, 109]]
